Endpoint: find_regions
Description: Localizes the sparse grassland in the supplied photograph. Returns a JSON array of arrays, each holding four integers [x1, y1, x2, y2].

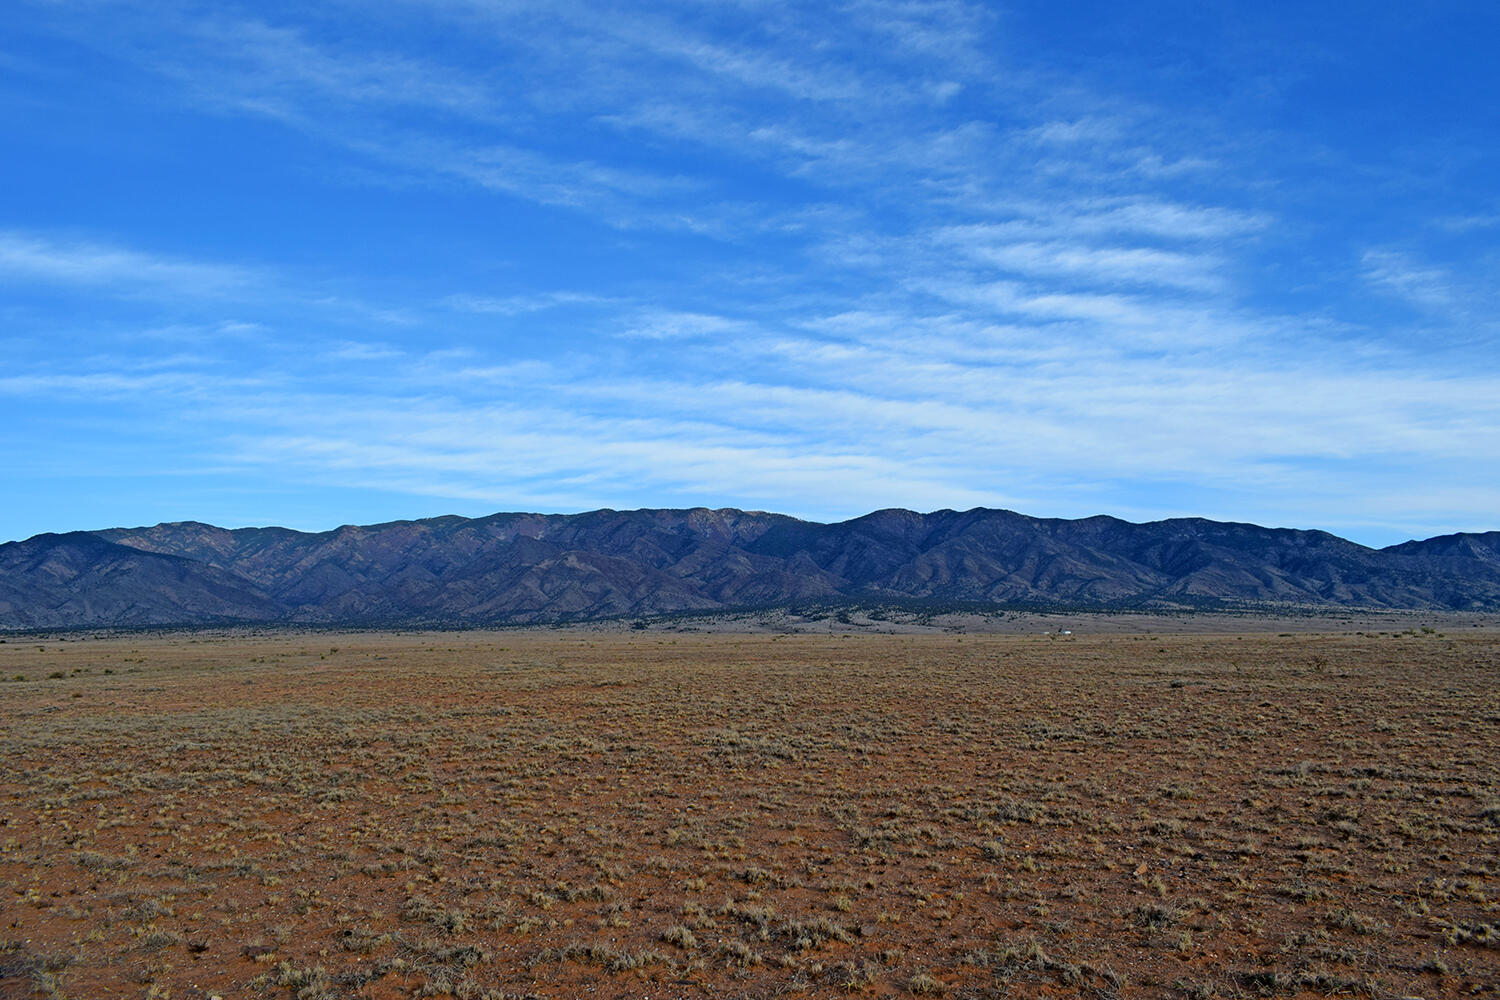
[[1, 628, 1497, 998]]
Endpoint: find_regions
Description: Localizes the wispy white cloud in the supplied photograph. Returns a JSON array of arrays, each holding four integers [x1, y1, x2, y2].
[[323, 340, 403, 361], [438, 140, 696, 207], [945, 237, 1225, 292], [147, 15, 501, 122], [0, 231, 257, 296], [1022, 117, 1124, 147], [9, 317, 1495, 532], [0, 370, 267, 397], [826, 0, 992, 69], [1361, 249, 1458, 313], [615, 25, 870, 104], [444, 292, 615, 315], [618, 310, 755, 341], [1436, 212, 1500, 232], [940, 199, 1268, 245]]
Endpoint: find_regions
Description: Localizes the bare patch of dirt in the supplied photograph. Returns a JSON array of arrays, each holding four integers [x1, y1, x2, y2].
[[1, 628, 1497, 998]]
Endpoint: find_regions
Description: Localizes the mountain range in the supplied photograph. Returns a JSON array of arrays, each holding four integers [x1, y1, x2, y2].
[[2, 507, 1498, 629]]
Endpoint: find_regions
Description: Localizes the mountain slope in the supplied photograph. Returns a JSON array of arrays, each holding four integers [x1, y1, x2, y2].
[[0, 532, 279, 628], [0, 508, 1496, 629]]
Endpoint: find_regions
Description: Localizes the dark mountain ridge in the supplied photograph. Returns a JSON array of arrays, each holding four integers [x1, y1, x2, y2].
[[1, 507, 1497, 629]]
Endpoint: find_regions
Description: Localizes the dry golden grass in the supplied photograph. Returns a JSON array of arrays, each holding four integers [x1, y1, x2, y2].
[[1, 628, 1497, 998]]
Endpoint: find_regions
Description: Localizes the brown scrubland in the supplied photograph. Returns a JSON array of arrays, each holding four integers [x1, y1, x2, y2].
[[1, 626, 1497, 999]]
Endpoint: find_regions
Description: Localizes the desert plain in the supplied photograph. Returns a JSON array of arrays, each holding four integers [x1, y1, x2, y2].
[[1, 624, 1497, 999]]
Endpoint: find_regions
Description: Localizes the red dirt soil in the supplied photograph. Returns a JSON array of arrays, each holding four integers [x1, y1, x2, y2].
[[1, 628, 1497, 999]]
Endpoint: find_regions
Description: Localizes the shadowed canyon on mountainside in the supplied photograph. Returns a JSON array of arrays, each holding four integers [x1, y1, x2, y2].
[[2, 507, 1498, 629]]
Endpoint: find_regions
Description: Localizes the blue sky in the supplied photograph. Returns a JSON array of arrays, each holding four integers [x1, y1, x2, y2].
[[3, 1, 1497, 547]]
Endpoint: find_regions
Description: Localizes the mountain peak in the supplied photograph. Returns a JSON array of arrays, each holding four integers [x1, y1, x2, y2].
[[2, 507, 1496, 629]]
